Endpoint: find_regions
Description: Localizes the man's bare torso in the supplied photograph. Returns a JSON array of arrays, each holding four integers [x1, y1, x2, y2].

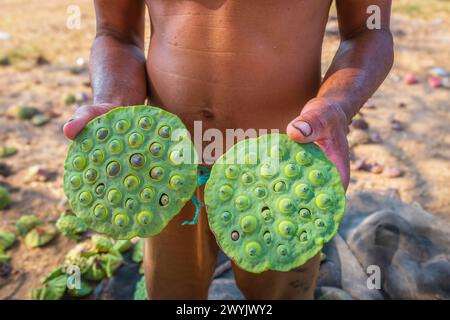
[[145, 0, 332, 133]]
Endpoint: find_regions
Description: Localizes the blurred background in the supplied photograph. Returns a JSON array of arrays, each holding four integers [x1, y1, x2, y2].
[[0, 0, 449, 300]]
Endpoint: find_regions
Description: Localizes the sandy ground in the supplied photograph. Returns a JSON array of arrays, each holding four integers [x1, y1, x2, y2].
[[0, 0, 449, 299]]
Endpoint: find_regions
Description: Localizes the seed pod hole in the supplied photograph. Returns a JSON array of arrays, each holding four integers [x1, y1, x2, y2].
[[159, 194, 170, 207], [91, 149, 104, 164], [125, 198, 136, 211], [261, 207, 272, 221], [128, 132, 144, 147], [85, 168, 98, 183], [298, 208, 311, 219], [273, 180, 287, 193], [108, 139, 123, 154], [95, 183, 105, 196], [231, 231, 240, 241]]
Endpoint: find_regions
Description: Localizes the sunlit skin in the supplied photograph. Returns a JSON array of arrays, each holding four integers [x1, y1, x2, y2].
[[62, 0, 393, 299]]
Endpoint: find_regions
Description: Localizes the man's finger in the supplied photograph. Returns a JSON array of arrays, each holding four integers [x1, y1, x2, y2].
[[286, 109, 325, 144], [63, 104, 114, 140]]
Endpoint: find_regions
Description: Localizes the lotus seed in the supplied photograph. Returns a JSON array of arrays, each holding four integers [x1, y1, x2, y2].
[[95, 183, 105, 196], [308, 169, 325, 185], [169, 150, 184, 165], [240, 215, 257, 233], [294, 183, 311, 199], [106, 161, 121, 177], [300, 231, 308, 242], [91, 149, 105, 164], [169, 175, 184, 190], [159, 194, 170, 206], [138, 116, 152, 130], [73, 156, 86, 171], [96, 128, 109, 140], [128, 132, 144, 147], [241, 172, 254, 184], [79, 191, 92, 206], [298, 208, 311, 218], [221, 211, 232, 222], [263, 231, 272, 244], [140, 187, 154, 202], [125, 198, 136, 210], [277, 245, 289, 257], [130, 154, 145, 168], [108, 139, 123, 154], [70, 176, 81, 189], [114, 213, 129, 228], [231, 231, 240, 241], [225, 166, 239, 179], [284, 163, 298, 177], [137, 211, 153, 225], [158, 126, 171, 139], [107, 189, 122, 205], [80, 139, 93, 152], [115, 119, 130, 133], [261, 208, 272, 221], [93, 205, 108, 220], [315, 193, 332, 209], [260, 163, 276, 178], [149, 142, 163, 157], [124, 175, 140, 190], [273, 180, 287, 193], [295, 150, 312, 165], [235, 195, 250, 211], [85, 169, 98, 183], [245, 241, 262, 257], [150, 167, 164, 180], [218, 185, 233, 201], [278, 198, 294, 214], [278, 220, 296, 238]]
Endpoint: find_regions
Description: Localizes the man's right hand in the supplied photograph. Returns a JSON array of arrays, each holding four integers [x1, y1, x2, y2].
[[63, 103, 116, 140]]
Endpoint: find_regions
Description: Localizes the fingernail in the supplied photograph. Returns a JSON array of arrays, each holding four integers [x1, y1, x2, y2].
[[293, 121, 312, 137]]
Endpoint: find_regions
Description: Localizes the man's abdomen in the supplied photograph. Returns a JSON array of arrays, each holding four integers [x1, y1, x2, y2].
[[146, 0, 331, 133]]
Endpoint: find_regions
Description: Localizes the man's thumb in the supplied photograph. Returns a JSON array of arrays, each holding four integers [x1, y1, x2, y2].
[[286, 111, 325, 143]]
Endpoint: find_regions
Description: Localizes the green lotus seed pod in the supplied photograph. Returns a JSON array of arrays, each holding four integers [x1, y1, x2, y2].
[[205, 133, 345, 273], [0, 186, 11, 210], [64, 106, 202, 238], [245, 241, 262, 257], [308, 169, 325, 185], [315, 193, 333, 209], [240, 215, 257, 233], [108, 139, 123, 154]]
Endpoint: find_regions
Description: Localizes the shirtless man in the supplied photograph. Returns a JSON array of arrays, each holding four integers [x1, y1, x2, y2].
[[63, 0, 393, 299]]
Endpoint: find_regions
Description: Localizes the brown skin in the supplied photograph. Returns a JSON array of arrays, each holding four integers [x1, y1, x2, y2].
[[63, 0, 393, 190]]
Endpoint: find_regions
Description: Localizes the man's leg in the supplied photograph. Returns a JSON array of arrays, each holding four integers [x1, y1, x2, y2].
[[232, 253, 321, 300], [144, 186, 219, 299]]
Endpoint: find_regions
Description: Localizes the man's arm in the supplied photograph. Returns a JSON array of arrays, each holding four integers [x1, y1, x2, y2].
[[63, 0, 147, 140], [287, 0, 394, 189]]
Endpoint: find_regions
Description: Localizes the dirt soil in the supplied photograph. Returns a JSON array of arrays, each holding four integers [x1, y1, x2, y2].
[[0, 0, 449, 299]]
